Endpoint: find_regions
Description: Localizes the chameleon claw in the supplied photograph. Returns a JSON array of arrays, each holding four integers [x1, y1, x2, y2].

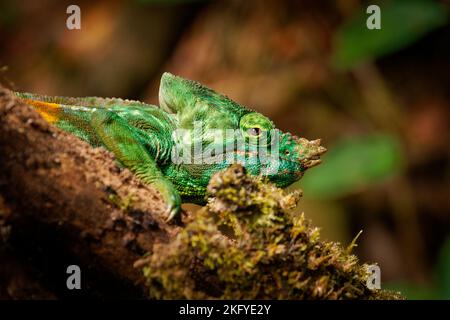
[[150, 178, 181, 222], [165, 205, 180, 222]]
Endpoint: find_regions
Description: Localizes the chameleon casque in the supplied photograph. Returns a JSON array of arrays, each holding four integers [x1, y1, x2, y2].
[[14, 72, 326, 221]]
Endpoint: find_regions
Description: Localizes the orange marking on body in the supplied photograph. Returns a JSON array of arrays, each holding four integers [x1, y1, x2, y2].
[[21, 98, 61, 123]]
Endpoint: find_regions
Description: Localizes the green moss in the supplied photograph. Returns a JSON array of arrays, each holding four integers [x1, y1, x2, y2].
[[143, 165, 403, 299], [107, 189, 137, 212]]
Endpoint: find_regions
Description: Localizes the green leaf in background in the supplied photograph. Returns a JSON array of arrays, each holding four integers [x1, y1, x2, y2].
[[385, 282, 440, 300], [332, 0, 448, 70], [436, 235, 450, 299], [297, 133, 403, 199]]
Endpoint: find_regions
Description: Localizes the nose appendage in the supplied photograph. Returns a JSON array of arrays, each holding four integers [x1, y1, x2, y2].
[[295, 137, 327, 169]]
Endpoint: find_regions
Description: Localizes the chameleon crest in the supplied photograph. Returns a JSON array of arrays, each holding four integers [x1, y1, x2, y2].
[[15, 72, 326, 220]]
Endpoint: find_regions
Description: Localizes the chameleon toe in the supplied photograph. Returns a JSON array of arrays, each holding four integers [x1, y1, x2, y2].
[[165, 204, 180, 222]]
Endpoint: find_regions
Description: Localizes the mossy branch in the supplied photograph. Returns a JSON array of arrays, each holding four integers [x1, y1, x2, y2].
[[143, 165, 403, 299]]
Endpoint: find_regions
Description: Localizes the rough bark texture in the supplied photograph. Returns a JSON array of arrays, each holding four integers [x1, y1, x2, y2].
[[0, 86, 179, 298]]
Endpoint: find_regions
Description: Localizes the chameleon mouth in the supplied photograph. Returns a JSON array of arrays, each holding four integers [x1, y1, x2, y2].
[[198, 137, 327, 168], [302, 157, 322, 169]]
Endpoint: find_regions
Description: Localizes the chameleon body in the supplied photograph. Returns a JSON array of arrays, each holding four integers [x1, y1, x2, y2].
[[14, 73, 326, 220]]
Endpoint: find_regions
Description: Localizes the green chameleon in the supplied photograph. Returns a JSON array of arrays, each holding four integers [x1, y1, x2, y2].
[[14, 72, 326, 221]]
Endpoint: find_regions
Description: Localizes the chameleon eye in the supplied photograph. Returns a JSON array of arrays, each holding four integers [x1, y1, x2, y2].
[[247, 127, 261, 136], [240, 112, 274, 146]]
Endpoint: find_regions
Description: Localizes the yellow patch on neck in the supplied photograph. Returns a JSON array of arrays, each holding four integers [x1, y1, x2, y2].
[[21, 99, 61, 123]]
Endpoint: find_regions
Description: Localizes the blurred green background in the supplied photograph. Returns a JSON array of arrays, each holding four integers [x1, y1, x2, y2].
[[1, 0, 449, 299]]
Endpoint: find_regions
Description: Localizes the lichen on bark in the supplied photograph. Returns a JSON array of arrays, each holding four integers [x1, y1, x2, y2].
[[143, 165, 403, 299]]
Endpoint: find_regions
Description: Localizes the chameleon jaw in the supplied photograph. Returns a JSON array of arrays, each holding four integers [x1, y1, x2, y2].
[[302, 158, 322, 169]]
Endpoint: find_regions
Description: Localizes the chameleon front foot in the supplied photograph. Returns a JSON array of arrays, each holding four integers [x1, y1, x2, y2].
[[152, 179, 182, 222]]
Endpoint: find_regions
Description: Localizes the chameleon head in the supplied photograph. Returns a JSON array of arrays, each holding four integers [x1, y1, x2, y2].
[[280, 133, 327, 170], [158, 72, 326, 188], [239, 112, 327, 186]]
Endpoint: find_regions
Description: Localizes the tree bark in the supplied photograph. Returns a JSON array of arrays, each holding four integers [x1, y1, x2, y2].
[[0, 86, 178, 298]]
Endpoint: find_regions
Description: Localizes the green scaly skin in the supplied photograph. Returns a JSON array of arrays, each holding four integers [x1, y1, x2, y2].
[[14, 72, 326, 221]]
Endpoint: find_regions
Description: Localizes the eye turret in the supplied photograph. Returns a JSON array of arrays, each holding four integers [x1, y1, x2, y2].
[[240, 112, 274, 145]]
